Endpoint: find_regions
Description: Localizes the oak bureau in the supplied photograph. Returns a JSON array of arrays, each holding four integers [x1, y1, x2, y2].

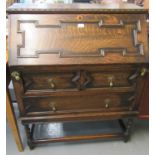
[[7, 2, 149, 149]]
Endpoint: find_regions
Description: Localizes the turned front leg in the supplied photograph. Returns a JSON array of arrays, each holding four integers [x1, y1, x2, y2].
[[24, 124, 35, 150], [124, 118, 134, 142]]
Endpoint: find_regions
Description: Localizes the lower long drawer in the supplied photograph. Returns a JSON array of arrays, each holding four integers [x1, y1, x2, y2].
[[23, 92, 136, 116]]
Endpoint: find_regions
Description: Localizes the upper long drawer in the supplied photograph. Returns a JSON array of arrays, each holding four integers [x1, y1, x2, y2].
[[8, 14, 148, 66]]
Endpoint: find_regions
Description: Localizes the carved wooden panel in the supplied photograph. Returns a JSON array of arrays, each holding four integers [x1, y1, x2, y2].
[[9, 14, 148, 65], [17, 19, 143, 58]]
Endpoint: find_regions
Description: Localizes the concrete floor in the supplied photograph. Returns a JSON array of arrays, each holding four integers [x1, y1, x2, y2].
[[6, 118, 149, 155]]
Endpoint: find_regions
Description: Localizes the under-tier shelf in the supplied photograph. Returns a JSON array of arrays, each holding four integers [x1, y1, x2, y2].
[[25, 119, 132, 149]]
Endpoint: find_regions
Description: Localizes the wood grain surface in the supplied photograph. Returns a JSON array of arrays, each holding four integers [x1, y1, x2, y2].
[[7, 3, 149, 148], [8, 14, 148, 66]]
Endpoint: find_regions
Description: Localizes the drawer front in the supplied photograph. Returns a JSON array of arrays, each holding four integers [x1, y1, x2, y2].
[[9, 14, 148, 66], [22, 71, 77, 91], [11, 65, 148, 116], [12, 65, 140, 92], [81, 67, 138, 89], [23, 92, 135, 116]]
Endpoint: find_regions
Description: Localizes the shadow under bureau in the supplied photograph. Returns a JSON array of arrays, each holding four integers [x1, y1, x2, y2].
[[7, 2, 149, 149]]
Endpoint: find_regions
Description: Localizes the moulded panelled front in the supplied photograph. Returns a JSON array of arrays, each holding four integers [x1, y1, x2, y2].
[[8, 14, 148, 66], [23, 92, 135, 116]]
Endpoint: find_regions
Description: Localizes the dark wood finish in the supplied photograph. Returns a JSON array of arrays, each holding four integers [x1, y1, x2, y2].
[[23, 92, 135, 116], [24, 125, 35, 150], [7, 2, 149, 149], [8, 13, 148, 66], [32, 133, 123, 143], [11, 65, 140, 92], [119, 118, 134, 142], [138, 75, 149, 119], [24, 119, 133, 149], [20, 111, 138, 125]]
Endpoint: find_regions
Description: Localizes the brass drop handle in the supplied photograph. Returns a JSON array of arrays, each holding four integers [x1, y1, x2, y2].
[[109, 81, 113, 87], [52, 106, 56, 112], [49, 102, 57, 112], [48, 78, 55, 89], [140, 68, 148, 76], [11, 71, 20, 81], [50, 82, 55, 89], [105, 103, 109, 109], [108, 77, 114, 87], [104, 99, 110, 109]]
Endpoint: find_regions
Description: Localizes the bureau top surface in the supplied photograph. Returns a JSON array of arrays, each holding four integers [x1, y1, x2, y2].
[[7, 2, 147, 14]]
